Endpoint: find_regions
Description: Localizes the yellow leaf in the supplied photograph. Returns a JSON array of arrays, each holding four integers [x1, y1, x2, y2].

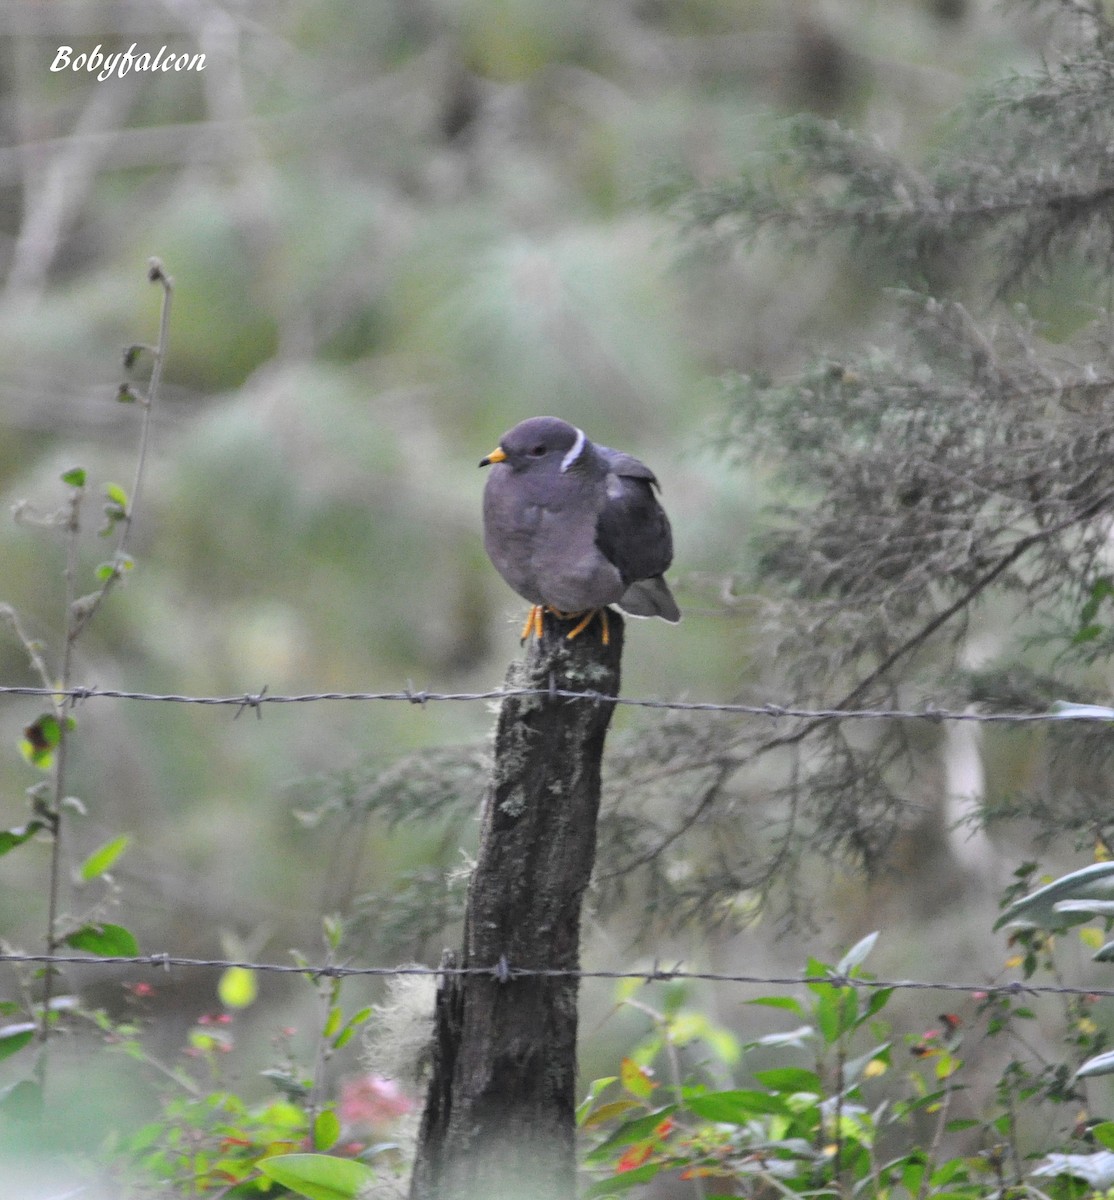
[[218, 966, 257, 1010], [864, 1058, 888, 1078], [1079, 927, 1105, 951], [619, 1057, 656, 1099], [614, 976, 643, 1002], [935, 1051, 962, 1081], [583, 1099, 642, 1128]]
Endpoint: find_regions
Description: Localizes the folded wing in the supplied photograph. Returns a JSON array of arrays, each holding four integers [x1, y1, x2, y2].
[[594, 448, 679, 621]]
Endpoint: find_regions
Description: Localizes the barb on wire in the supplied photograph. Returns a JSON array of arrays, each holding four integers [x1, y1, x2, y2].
[[234, 685, 268, 721], [0, 682, 1107, 725], [0, 950, 1100, 1000]]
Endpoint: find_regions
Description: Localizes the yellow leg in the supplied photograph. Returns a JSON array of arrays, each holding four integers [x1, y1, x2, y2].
[[525, 606, 611, 645], [519, 605, 545, 643], [564, 607, 609, 645]]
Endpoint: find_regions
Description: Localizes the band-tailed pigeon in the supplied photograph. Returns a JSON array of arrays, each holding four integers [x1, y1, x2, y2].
[[479, 416, 680, 643]]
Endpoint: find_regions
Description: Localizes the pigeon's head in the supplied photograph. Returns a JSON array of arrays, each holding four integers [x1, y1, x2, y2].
[[479, 416, 588, 475]]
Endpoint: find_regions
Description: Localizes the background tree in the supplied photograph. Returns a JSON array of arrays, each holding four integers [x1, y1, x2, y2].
[[3, 0, 1111, 1188], [583, 0, 1114, 929]]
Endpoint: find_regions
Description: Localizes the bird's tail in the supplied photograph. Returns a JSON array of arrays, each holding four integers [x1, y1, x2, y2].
[[617, 576, 680, 622]]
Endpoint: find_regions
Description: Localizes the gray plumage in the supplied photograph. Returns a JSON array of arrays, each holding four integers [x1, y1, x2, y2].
[[479, 416, 680, 622]]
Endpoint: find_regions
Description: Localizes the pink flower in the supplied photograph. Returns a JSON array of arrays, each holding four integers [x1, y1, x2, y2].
[[338, 1075, 414, 1135]]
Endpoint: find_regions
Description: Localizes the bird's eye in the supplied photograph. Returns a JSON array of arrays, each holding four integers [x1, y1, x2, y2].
[[528, 444, 546, 457]]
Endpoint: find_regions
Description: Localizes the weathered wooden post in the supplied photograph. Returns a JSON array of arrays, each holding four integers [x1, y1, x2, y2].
[[409, 613, 624, 1200]]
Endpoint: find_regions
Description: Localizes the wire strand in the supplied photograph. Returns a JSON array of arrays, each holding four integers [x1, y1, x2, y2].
[[0, 950, 1102, 999], [0, 682, 1104, 724]]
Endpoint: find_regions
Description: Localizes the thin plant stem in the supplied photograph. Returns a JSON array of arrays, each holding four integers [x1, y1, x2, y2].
[[832, 1035, 846, 1195], [37, 484, 83, 1048], [309, 971, 342, 1123], [622, 997, 708, 1200], [70, 259, 173, 641], [0, 606, 52, 689], [37, 261, 173, 1056], [915, 1070, 956, 1200]]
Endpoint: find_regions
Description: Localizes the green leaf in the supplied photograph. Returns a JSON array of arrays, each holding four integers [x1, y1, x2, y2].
[[837, 931, 879, 975], [752, 1067, 822, 1094], [577, 1076, 618, 1124], [20, 714, 63, 770], [1080, 576, 1114, 625], [333, 1005, 373, 1049], [614, 975, 644, 1002], [98, 554, 134, 580], [0, 822, 44, 857], [747, 995, 805, 1015], [1077, 1049, 1114, 1079], [843, 1042, 891, 1086], [583, 1162, 662, 1196], [322, 1005, 343, 1040], [704, 1025, 742, 1065], [1092, 1122, 1114, 1151], [581, 1099, 642, 1128], [863, 986, 895, 1020], [218, 966, 258, 1010], [1033, 1150, 1114, 1190], [666, 1011, 715, 1047], [322, 914, 343, 949], [313, 1109, 341, 1151], [813, 983, 857, 1044], [930, 1157, 968, 1186], [64, 923, 140, 957], [995, 862, 1114, 931], [619, 1056, 655, 1100], [105, 482, 129, 510], [584, 1106, 678, 1163], [805, 955, 831, 987], [79, 834, 131, 881], [261, 1068, 311, 1100], [0, 1025, 35, 1062], [752, 1025, 814, 1050], [686, 1089, 788, 1123], [60, 467, 86, 488], [257, 1153, 376, 1200], [900, 1158, 925, 1195]]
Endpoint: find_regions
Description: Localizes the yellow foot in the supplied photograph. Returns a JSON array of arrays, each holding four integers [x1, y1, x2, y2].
[[519, 604, 545, 643], [522, 606, 611, 645], [561, 607, 609, 646]]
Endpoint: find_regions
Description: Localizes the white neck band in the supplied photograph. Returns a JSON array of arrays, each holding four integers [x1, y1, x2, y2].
[[560, 427, 587, 473]]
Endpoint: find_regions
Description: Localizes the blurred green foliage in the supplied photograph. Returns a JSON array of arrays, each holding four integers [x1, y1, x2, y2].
[[0, 0, 1095, 1187]]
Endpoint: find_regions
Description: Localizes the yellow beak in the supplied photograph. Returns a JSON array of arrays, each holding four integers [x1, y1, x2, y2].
[[479, 446, 507, 467]]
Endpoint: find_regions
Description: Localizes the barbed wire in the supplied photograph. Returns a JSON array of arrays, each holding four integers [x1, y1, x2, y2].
[[2, 685, 1108, 1004], [0, 682, 1107, 725], [0, 950, 1107, 999]]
